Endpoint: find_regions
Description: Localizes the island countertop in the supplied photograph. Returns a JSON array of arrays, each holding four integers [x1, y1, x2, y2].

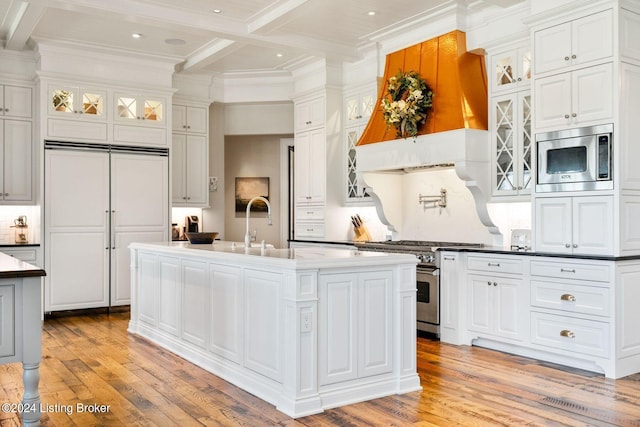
[[0, 252, 46, 279], [130, 240, 418, 269]]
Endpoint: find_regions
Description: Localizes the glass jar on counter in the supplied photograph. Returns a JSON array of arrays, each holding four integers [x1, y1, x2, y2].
[[171, 223, 180, 240]]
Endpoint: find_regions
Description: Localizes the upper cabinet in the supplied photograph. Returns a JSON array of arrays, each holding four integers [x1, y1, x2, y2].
[[49, 85, 106, 120], [490, 46, 531, 93], [172, 105, 207, 134], [534, 10, 613, 75], [114, 93, 165, 126], [344, 89, 376, 127], [1, 85, 32, 119], [295, 95, 325, 132]]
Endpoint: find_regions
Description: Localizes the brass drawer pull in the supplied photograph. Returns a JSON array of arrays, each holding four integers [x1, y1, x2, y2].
[[560, 330, 575, 339], [560, 294, 576, 302]]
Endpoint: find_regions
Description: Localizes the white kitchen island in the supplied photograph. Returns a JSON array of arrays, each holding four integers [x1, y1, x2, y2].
[[128, 241, 421, 418]]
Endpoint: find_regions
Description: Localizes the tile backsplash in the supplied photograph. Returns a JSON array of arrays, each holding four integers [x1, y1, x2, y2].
[[0, 206, 40, 244]]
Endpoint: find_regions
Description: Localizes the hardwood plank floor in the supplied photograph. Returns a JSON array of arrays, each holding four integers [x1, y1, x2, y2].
[[1, 310, 639, 426]]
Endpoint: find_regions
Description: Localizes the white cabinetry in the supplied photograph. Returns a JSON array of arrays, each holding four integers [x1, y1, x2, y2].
[[533, 9, 613, 75], [439, 252, 462, 343], [0, 247, 40, 267], [295, 95, 324, 132], [534, 195, 613, 256], [318, 270, 393, 386], [490, 46, 531, 93], [534, 63, 613, 131], [172, 103, 209, 207], [0, 82, 33, 204], [0, 120, 32, 202], [344, 85, 375, 203], [47, 84, 108, 141], [466, 255, 528, 342], [1, 85, 32, 118], [491, 91, 532, 197], [44, 144, 168, 311], [113, 93, 167, 145]]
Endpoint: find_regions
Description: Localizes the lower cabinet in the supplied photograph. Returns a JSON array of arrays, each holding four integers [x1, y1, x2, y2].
[[318, 270, 393, 386], [440, 251, 640, 378]]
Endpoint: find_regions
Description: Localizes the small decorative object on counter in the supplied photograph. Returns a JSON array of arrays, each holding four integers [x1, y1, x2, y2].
[[351, 214, 372, 242], [11, 215, 28, 243], [171, 223, 180, 240]]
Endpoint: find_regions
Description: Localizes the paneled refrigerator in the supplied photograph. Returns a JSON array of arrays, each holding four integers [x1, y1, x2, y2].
[[44, 141, 169, 311]]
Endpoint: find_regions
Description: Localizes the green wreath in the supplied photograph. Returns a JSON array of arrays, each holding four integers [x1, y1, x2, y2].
[[381, 70, 433, 139]]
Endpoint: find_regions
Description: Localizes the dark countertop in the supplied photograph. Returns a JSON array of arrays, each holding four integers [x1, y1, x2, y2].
[[436, 245, 640, 262], [0, 243, 40, 248], [0, 252, 46, 278]]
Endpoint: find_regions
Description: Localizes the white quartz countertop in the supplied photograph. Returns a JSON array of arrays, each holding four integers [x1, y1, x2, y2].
[[130, 241, 418, 269]]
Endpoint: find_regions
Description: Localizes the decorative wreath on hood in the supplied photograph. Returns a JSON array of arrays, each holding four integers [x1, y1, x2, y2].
[[381, 70, 433, 139]]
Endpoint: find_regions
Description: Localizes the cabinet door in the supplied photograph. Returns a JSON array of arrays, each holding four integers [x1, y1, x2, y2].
[[44, 149, 110, 311], [572, 63, 613, 126], [345, 126, 371, 202], [494, 277, 526, 341], [181, 260, 210, 348], [171, 133, 187, 204], [318, 273, 358, 385], [294, 132, 311, 204], [295, 96, 324, 131], [440, 253, 459, 332], [572, 10, 613, 67], [0, 285, 15, 357], [534, 73, 572, 130], [491, 47, 532, 92], [468, 275, 493, 334], [116, 94, 164, 125], [358, 271, 393, 378], [186, 106, 207, 134], [307, 128, 326, 203], [3, 85, 32, 118], [185, 135, 208, 205], [534, 22, 572, 74], [572, 196, 614, 256], [534, 198, 573, 254], [2, 120, 32, 202], [172, 105, 187, 131]]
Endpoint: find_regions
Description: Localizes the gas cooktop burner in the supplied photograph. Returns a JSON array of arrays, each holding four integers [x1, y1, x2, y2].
[[355, 240, 483, 265]]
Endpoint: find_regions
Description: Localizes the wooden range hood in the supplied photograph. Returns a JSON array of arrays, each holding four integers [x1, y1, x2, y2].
[[357, 30, 488, 147]]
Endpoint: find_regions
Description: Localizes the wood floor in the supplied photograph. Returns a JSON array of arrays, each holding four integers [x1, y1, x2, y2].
[[1, 310, 640, 426]]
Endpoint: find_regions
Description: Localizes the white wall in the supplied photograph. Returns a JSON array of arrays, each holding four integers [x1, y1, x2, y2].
[[224, 103, 294, 135]]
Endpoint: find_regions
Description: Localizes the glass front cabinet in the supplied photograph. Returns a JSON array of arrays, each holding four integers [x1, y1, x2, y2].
[[490, 47, 532, 93], [114, 93, 165, 125], [49, 86, 106, 119], [491, 91, 532, 198]]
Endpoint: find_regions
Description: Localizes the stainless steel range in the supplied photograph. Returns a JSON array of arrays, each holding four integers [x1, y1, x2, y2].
[[355, 240, 482, 336]]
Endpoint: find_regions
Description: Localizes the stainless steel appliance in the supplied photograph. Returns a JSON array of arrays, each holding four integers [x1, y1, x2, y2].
[[536, 123, 613, 192], [355, 240, 482, 336], [186, 215, 199, 233]]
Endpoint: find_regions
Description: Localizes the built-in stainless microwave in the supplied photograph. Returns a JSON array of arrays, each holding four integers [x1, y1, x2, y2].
[[536, 123, 613, 192]]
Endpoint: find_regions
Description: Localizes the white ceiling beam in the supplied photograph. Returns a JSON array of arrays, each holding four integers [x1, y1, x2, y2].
[[3, 1, 46, 50], [247, 0, 311, 35], [180, 38, 246, 73]]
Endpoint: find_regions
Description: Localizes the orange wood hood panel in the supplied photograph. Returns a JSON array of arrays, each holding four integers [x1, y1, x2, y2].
[[357, 30, 488, 146]]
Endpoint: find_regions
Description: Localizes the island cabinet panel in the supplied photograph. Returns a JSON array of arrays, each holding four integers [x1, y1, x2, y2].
[[158, 256, 181, 336], [318, 270, 393, 386], [0, 285, 15, 357], [182, 260, 210, 349], [318, 273, 358, 385], [244, 269, 282, 383], [138, 252, 159, 327], [209, 264, 242, 363]]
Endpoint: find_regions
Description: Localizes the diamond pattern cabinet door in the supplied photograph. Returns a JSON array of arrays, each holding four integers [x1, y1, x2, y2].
[[117, 96, 137, 119], [114, 93, 165, 125], [49, 86, 107, 119], [345, 126, 371, 203], [491, 90, 531, 198], [490, 46, 532, 93]]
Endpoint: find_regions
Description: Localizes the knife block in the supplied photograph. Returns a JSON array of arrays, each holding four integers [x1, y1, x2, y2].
[[353, 223, 372, 242]]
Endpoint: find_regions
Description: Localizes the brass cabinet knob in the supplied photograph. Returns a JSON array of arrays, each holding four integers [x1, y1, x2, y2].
[[560, 330, 576, 338]]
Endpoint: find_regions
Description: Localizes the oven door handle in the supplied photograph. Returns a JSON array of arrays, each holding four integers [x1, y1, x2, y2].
[[417, 267, 439, 276]]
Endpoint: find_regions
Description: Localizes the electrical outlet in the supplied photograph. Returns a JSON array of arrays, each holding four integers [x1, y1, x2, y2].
[[300, 311, 312, 332], [209, 176, 218, 192]]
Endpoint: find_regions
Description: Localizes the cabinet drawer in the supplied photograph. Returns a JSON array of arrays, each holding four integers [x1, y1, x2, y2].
[[531, 280, 610, 317], [48, 118, 107, 141], [531, 311, 609, 358], [467, 256, 523, 275], [0, 249, 37, 262], [295, 206, 324, 221], [295, 222, 325, 239], [113, 125, 167, 145], [530, 260, 610, 282]]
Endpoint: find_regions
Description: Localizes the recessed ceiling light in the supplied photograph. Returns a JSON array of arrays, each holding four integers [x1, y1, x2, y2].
[[367, 11, 376, 16], [276, 53, 283, 57], [165, 38, 186, 45], [132, 33, 143, 39], [212, 9, 222, 13]]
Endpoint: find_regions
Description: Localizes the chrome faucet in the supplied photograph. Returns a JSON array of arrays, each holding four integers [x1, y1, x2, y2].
[[245, 196, 272, 247]]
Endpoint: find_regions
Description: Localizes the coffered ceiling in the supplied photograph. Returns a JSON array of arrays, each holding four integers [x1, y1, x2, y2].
[[0, 0, 525, 75]]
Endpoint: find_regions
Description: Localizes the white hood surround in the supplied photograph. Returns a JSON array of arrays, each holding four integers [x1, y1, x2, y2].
[[356, 129, 500, 241]]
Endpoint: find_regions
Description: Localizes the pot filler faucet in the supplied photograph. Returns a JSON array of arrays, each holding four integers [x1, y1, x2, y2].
[[245, 196, 272, 248]]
